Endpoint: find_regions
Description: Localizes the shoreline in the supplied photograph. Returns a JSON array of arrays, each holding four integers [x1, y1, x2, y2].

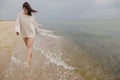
[[0, 21, 85, 80], [0, 21, 84, 80]]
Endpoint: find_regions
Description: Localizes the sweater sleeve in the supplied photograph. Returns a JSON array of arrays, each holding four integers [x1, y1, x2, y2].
[[15, 13, 20, 33], [33, 15, 40, 33]]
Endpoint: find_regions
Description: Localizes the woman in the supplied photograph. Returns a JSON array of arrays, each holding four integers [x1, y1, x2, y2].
[[15, 2, 40, 68]]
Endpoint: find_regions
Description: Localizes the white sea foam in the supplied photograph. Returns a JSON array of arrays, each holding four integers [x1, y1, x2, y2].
[[38, 28, 60, 38], [35, 47, 77, 70], [40, 32, 60, 38], [34, 28, 78, 70], [39, 28, 54, 33], [11, 56, 21, 64]]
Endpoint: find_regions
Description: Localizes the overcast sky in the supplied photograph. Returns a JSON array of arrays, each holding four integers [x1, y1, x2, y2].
[[0, 0, 120, 20]]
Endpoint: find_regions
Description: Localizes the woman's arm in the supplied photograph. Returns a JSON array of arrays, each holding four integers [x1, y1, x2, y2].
[[33, 14, 40, 33], [15, 13, 20, 35]]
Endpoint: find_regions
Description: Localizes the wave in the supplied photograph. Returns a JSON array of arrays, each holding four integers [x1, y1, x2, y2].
[[38, 29, 60, 38], [34, 28, 78, 70]]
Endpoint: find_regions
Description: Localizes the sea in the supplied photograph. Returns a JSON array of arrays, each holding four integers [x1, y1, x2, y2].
[[1, 20, 120, 80], [39, 19, 120, 80]]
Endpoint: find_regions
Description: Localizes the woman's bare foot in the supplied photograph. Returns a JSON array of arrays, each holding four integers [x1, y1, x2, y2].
[[24, 62, 30, 68]]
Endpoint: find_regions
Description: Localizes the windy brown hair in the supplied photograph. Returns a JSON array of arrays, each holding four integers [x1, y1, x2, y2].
[[23, 2, 37, 16]]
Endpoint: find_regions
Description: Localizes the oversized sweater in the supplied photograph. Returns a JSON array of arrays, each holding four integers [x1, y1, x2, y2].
[[15, 12, 39, 38]]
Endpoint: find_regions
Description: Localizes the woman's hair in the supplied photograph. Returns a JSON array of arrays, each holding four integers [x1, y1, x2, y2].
[[23, 2, 37, 16]]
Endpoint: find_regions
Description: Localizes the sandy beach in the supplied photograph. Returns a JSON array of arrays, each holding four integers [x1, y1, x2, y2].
[[0, 21, 23, 74], [0, 21, 84, 80]]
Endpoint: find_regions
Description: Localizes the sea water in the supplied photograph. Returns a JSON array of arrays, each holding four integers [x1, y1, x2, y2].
[[39, 20, 120, 79]]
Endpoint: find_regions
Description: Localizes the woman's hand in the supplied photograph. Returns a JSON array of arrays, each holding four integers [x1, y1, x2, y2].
[[16, 32, 19, 35]]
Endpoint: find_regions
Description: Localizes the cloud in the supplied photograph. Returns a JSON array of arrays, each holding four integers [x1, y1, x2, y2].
[[0, 0, 120, 20], [93, 0, 115, 4]]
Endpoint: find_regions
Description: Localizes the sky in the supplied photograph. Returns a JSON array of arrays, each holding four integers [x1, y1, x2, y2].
[[0, 0, 120, 20]]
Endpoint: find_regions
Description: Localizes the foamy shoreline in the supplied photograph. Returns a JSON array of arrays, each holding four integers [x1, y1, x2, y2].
[[0, 21, 84, 80]]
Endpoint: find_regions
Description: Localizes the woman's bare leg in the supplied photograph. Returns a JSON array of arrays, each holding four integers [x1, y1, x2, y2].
[[24, 37, 34, 68], [23, 38, 32, 59], [23, 38, 27, 46]]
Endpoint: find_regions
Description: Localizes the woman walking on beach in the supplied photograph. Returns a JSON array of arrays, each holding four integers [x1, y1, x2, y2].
[[15, 2, 39, 68]]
